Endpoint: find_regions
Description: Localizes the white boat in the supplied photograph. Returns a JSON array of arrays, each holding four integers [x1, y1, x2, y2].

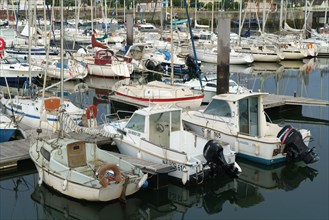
[[112, 80, 204, 109], [5, 45, 59, 60], [176, 72, 251, 104], [0, 57, 43, 87], [36, 56, 88, 80], [75, 48, 133, 78], [103, 105, 241, 184], [194, 47, 254, 65], [232, 42, 284, 62], [30, 137, 148, 201], [0, 95, 85, 131], [182, 92, 319, 165], [0, 112, 26, 142]]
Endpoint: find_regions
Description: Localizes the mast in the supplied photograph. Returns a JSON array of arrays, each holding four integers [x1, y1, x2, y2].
[[60, 0, 64, 138], [170, 0, 174, 84], [28, 0, 32, 85]]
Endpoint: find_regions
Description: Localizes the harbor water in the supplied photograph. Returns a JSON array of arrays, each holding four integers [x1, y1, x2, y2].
[[0, 58, 328, 220]]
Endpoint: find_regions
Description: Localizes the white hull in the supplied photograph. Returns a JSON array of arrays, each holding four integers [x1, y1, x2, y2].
[[1, 96, 84, 131], [88, 62, 132, 78], [195, 49, 254, 65], [30, 138, 146, 201]]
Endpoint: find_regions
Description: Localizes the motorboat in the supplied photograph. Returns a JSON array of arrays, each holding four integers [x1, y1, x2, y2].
[[176, 72, 251, 104], [30, 137, 148, 201], [0, 57, 43, 87], [103, 105, 242, 185], [182, 92, 319, 165]]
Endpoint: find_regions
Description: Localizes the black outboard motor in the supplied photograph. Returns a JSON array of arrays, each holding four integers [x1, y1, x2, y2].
[[185, 55, 197, 71], [277, 125, 319, 164], [145, 59, 156, 70], [203, 140, 240, 178]]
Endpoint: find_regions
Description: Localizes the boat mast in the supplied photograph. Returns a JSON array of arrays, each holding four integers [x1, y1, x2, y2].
[[28, 0, 32, 86], [170, 0, 174, 84]]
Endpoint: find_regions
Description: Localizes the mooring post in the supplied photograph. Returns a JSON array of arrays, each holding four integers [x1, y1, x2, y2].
[[216, 13, 231, 95], [126, 14, 134, 46]]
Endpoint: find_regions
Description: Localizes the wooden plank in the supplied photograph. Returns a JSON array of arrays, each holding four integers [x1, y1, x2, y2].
[[110, 152, 176, 174]]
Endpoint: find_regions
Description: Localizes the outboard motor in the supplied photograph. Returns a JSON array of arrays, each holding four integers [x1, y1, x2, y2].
[[185, 55, 197, 71], [203, 140, 240, 178], [277, 125, 319, 164], [145, 59, 156, 70]]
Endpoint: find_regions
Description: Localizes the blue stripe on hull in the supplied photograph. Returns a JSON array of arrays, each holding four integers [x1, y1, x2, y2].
[[237, 153, 287, 165]]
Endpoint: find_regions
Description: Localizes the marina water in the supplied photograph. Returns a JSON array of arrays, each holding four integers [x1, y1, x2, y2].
[[1, 58, 328, 220]]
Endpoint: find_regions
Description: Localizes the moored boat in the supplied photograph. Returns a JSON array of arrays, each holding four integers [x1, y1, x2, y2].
[[182, 92, 319, 165], [103, 105, 242, 185]]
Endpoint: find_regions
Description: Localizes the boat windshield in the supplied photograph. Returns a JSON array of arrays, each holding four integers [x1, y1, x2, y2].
[[204, 99, 232, 117], [125, 113, 145, 133]]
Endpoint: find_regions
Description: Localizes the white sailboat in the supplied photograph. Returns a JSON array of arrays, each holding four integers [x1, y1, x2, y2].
[[29, 1, 147, 202]]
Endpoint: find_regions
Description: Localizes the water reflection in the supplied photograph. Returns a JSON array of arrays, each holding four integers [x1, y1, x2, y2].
[[28, 160, 317, 219]]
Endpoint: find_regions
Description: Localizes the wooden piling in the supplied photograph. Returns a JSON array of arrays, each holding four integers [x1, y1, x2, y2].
[[216, 13, 231, 95], [126, 14, 134, 46]]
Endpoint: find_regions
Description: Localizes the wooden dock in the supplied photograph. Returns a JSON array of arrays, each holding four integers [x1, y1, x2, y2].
[[263, 94, 329, 108]]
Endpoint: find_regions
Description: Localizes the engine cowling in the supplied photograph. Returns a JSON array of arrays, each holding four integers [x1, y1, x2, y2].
[[277, 125, 319, 164], [203, 140, 240, 178]]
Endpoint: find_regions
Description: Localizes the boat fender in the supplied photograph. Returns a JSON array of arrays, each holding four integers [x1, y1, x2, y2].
[[97, 163, 122, 187], [86, 105, 98, 119], [307, 43, 313, 49], [38, 170, 43, 186], [62, 179, 68, 191], [182, 167, 188, 185], [137, 151, 142, 159], [138, 173, 148, 189]]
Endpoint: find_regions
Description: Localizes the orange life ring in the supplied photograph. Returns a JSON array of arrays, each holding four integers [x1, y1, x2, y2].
[[307, 43, 313, 49], [86, 105, 97, 119], [97, 163, 122, 187]]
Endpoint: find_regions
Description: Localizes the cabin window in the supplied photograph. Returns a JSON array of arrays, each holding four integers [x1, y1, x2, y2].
[[204, 99, 232, 117], [40, 147, 50, 161], [126, 113, 145, 133], [149, 111, 170, 148], [238, 97, 259, 136], [171, 110, 181, 132]]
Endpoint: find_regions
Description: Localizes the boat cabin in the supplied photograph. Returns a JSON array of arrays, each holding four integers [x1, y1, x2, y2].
[[123, 107, 182, 148], [204, 93, 267, 137]]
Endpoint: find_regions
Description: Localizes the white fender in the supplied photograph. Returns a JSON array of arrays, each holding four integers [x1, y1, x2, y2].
[[137, 151, 142, 159], [38, 170, 43, 186], [62, 179, 68, 191], [182, 167, 188, 185], [138, 173, 148, 189]]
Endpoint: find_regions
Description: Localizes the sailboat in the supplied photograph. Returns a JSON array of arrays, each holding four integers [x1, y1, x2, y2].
[[29, 1, 147, 202]]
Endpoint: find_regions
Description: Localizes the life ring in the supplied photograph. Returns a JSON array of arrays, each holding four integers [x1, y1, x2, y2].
[[307, 43, 313, 49], [97, 163, 122, 187], [86, 105, 97, 119]]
